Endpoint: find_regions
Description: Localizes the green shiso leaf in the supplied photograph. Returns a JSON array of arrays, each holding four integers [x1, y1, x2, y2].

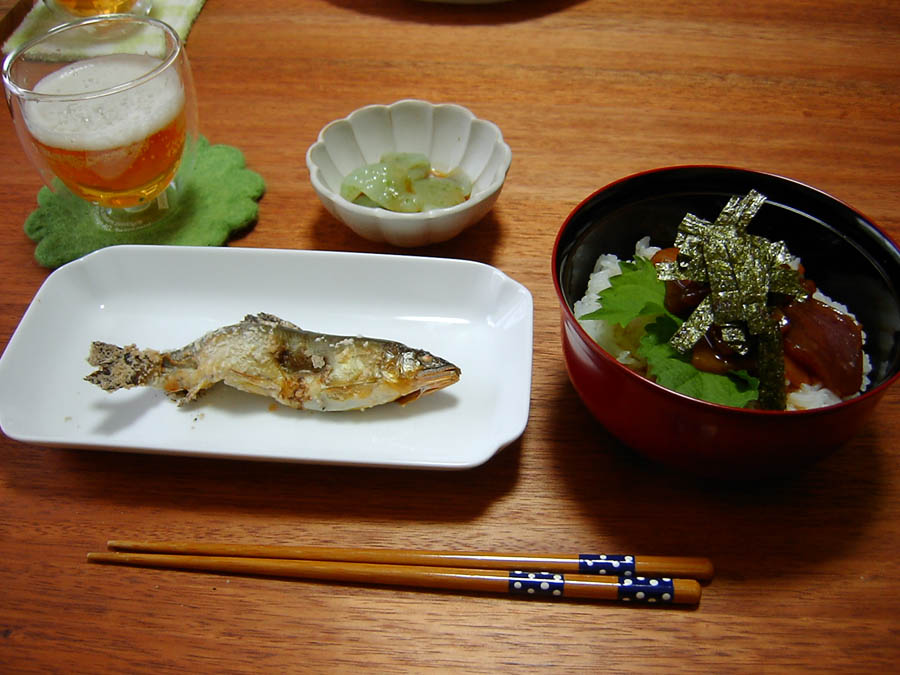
[[638, 315, 760, 408], [578, 257, 672, 327], [578, 254, 761, 408]]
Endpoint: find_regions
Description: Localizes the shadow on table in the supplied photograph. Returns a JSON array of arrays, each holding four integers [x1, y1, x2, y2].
[[49, 431, 524, 523], [325, 0, 588, 26], [307, 206, 506, 269], [545, 368, 888, 581]]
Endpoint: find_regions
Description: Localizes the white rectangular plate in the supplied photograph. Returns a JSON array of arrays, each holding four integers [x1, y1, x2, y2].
[[0, 246, 532, 469]]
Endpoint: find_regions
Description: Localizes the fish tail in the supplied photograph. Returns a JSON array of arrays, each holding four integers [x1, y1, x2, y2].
[[85, 342, 162, 392]]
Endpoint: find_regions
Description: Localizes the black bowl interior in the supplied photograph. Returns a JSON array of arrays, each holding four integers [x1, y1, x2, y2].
[[556, 166, 900, 388]]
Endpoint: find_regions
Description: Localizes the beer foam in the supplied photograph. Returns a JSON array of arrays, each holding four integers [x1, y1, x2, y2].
[[23, 53, 184, 151]]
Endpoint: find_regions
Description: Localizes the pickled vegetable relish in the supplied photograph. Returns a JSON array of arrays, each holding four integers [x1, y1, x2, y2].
[[340, 152, 472, 213]]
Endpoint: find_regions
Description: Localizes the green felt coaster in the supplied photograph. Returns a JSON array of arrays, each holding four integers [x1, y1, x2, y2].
[[25, 136, 266, 268]]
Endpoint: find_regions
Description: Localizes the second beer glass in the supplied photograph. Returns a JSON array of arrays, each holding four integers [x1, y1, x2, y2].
[[43, 1, 153, 19]]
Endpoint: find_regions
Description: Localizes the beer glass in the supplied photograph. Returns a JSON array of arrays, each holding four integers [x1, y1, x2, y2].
[[43, 0, 152, 20], [2, 14, 198, 231]]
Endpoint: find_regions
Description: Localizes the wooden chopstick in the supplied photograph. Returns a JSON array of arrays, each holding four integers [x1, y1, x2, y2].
[[87, 552, 702, 605], [106, 541, 714, 581]]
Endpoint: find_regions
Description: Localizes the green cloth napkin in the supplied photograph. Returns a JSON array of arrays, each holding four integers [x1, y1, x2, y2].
[[25, 136, 266, 268], [2, 0, 207, 55]]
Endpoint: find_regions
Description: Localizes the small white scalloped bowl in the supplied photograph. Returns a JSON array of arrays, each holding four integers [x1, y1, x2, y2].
[[306, 100, 512, 247]]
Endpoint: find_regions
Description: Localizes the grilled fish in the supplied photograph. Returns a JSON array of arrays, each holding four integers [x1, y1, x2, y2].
[[85, 313, 461, 411]]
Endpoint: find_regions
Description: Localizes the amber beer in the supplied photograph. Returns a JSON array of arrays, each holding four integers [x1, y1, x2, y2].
[[23, 53, 186, 209], [45, 0, 146, 17]]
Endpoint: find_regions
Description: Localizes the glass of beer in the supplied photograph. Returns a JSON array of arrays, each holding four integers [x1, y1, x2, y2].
[[2, 14, 197, 231], [43, 0, 152, 20]]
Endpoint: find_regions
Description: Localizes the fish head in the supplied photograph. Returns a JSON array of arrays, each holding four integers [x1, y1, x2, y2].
[[394, 349, 461, 404]]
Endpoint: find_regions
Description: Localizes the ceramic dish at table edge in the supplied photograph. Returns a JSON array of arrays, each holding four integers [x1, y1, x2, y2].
[[0, 245, 533, 469]]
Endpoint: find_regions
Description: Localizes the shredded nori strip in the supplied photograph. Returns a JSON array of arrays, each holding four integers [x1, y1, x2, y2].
[[655, 190, 808, 409], [756, 331, 786, 410]]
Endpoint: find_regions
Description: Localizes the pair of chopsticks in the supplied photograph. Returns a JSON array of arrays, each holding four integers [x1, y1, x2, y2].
[[88, 541, 713, 606]]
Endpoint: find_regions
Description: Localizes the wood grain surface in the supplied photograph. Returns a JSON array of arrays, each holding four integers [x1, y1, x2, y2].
[[1, 0, 899, 672]]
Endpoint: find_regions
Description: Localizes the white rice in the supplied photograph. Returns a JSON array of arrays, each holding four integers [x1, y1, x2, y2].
[[574, 237, 871, 410]]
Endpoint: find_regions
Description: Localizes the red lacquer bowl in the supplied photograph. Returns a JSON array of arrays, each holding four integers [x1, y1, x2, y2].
[[552, 166, 900, 478]]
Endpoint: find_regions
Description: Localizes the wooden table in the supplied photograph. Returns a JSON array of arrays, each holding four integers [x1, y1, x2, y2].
[[2, 1, 899, 671]]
